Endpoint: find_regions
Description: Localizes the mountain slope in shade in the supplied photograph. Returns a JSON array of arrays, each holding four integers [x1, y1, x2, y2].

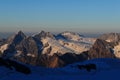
[[99, 33, 120, 43], [0, 38, 6, 46], [36, 52, 88, 68], [7, 31, 26, 45], [88, 39, 115, 59], [0, 58, 120, 80], [14, 36, 41, 65], [98, 33, 120, 58], [0, 31, 27, 57]]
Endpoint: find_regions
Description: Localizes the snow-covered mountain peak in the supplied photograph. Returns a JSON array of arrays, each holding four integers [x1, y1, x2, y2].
[[56, 31, 96, 44], [61, 31, 81, 36], [0, 31, 97, 68], [58, 31, 82, 41]]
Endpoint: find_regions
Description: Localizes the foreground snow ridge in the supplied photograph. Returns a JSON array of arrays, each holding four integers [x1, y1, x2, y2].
[[0, 58, 120, 80]]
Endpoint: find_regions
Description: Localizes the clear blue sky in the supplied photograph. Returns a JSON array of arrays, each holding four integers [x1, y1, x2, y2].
[[0, 0, 120, 33]]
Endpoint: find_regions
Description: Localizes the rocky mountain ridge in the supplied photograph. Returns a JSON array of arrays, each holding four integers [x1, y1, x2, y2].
[[0, 31, 120, 68]]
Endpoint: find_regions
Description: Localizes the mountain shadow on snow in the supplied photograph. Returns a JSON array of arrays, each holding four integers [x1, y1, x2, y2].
[[0, 58, 31, 74], [72, 63, 96, 72]]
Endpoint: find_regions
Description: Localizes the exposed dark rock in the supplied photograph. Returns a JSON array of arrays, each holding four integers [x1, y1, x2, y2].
[[88, 39, 115, 59], [14, 36, 40, 65], [99, 33, 120, 44], [3, 44, 16, 58], [0, 57, 31, 74], [1, 30, 108, 68], [36, 54, 64, 68], [35, 52, 88, 68], [34, 31, 55, 40], [7, 31, 26, 46], [16, 36, 39, 55], [76, 64, 96, 72], [58, 52, 88, 65]]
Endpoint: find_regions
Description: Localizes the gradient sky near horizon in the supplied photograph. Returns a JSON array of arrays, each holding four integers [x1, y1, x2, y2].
[[0, 0, 120, 33]]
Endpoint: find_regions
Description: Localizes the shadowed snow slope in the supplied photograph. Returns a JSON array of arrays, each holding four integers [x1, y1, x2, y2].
[[0, 58, 120, 80]]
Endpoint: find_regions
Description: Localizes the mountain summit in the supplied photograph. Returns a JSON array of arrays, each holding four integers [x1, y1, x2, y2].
[[34, 30, 55, 40], [0, 30, 96, 67], [56, 31, 83, 41], [7, 31, 26, 45]]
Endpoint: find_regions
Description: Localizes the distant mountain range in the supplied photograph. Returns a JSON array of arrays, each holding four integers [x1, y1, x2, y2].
[[0, 31, 120, 68]]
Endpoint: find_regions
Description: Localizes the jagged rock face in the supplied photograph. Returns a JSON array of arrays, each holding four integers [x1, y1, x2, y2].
[[98, 33, 120, 58], [0, 31, 26, 57], [7, 31, 26, 46], [0, 30, 93, 68], [34, 31, 55, 40], [15, 53, 63, 68], [2, 44, 16, 58], [16, 36, 39, 57], [88, 39, 115, 59], [58, 52, 88, 65], [2, 36, 40, 61], [13, 36, 43, 65], [99, 33, 120, 43], [36, 52, 88, 68], [36, 54, 64, 68]]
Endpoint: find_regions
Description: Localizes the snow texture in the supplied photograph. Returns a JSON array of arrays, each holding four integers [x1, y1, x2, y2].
[[0, 58, 120, 80]]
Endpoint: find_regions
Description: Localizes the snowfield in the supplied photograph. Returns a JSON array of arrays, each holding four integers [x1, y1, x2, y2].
[[0, 58, 120, 80], [114, 42, 120, 58], [0, 44, 9, 53]]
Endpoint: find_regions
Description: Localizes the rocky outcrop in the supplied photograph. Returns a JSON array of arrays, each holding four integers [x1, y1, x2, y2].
[[36, 52, 88, 68], [88, 39, 115, 59], [14, 36, 41, 65], [7, 31, 26, 46], [58, 52, 88, 65], [34, 31, 55, 40], [36, 54, 64, 68], [99, 33, 120, 43], [16, 36, 39, 56]]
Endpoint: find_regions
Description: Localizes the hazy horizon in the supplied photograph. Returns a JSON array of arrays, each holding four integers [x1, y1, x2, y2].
[[0, 31, 102, 38], [0, 0, 120, 33]]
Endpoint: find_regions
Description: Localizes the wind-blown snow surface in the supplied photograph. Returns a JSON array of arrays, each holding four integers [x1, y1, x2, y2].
[[1, 58, 120, 80]]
